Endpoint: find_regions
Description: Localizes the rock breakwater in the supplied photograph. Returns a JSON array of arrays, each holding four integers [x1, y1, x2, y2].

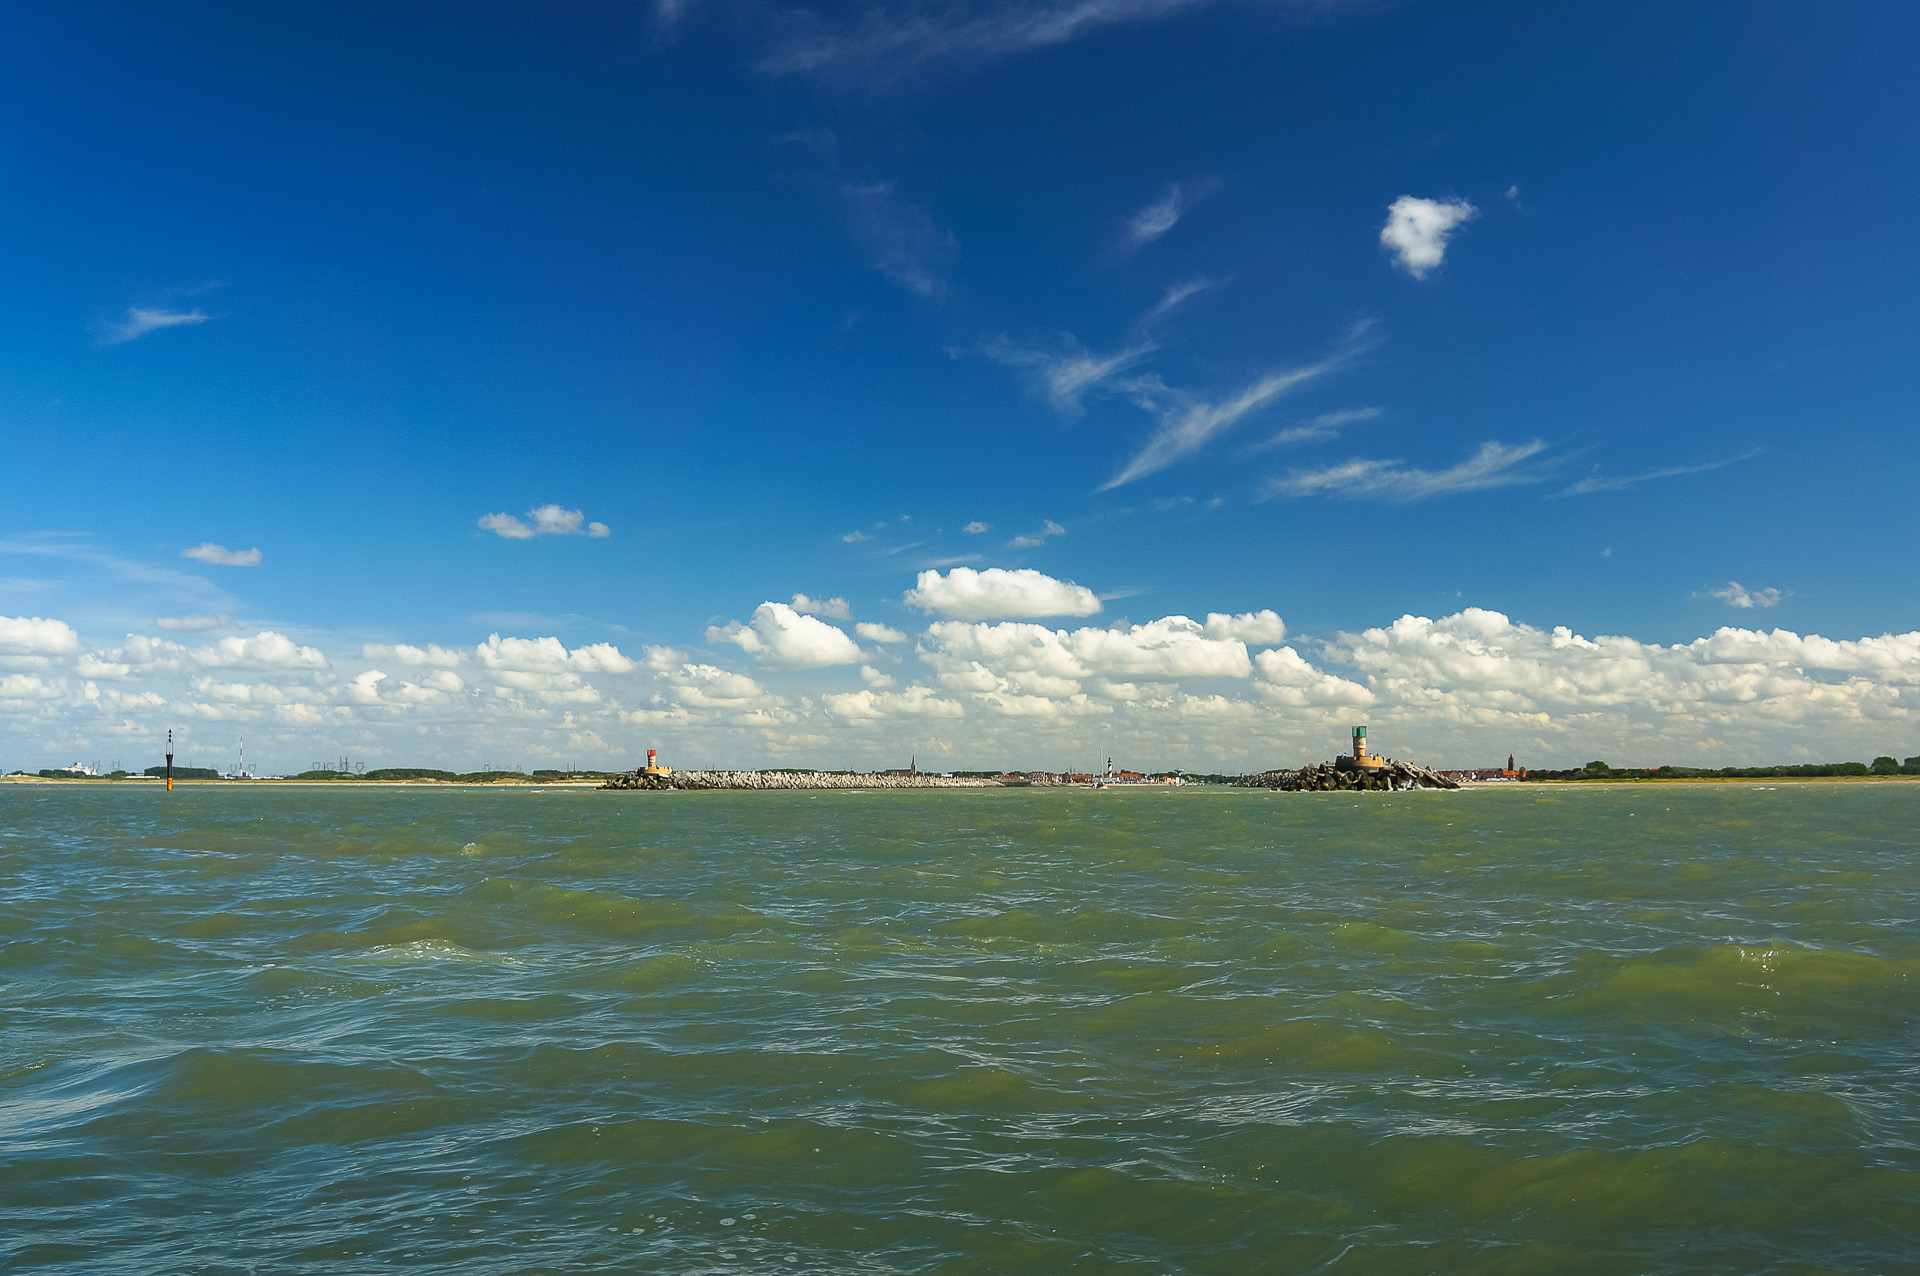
[[600, 770, 1002, 791], [1233, 757, 1460, 792]]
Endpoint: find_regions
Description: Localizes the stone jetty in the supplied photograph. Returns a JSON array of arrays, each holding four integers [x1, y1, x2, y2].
[[1233, 757, 1460, 792], [600, 770, 1002, 791]]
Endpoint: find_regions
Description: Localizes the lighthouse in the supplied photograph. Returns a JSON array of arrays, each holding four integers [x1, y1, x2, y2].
[[1350, 726, 1387, 769]]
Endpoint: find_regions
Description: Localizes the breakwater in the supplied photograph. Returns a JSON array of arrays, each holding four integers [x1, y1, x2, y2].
[[600, 769, 1002, 790], [1235, 757, 1460, 791]]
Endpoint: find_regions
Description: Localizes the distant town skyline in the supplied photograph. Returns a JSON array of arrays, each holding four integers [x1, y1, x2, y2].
[[2, 1, 1917, 770]]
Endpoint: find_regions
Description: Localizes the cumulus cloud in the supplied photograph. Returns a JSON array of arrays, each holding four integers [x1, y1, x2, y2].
[[100, 306, 211, 345], [346, 670, 389, 704], [791, 593, 853, 620], [841, 182, 957, 297], [1205, 610, 1287, 645], [904, 568, 1102, 620], [0, 615, 81, 656], [1380, 196, 1478, 278], [856, 622, 909, 643], [1264, 440, 1548, 502], [475, 634, 635, 673], [478, 506, 611, 539], [156, 614, 234, 632], [363, 642, 466, 666], [861, 664, 898, 687], [707, 602, 863, 668], [181, 543, 263, 567], [1709, 581, 1783, 609], [1008, 519, 1066, 549], [963, 521, 990, 534], [112, 630, 329, 671], [924, 615, 1253, 690], [823, 685, 966, 720]]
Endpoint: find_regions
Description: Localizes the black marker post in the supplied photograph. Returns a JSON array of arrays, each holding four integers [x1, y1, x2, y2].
[[165, 728, 174, 793]]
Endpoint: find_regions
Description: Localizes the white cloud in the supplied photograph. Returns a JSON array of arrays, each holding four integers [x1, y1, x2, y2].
[[904, 568, 1102, 620], [363, 642, 466, 667], [1204, 610, 1286, 645], [1249, 407, 1381, 452], [191, 631, 328, 669], [1103, 357, 1345, 489], [823, 685, 966, 720], [923, 615, 1253, 688], [1122, 183, 1188, 250], [1252, 646, 1374, 707], [843, 530, 870, 543], [707, 602, 863, 668], [1264, 440, 1548, 502], [0, 616, 81, 655], [791, 593, 853, 620], [101, 306, 211, 345], [1709, 581, 1783, 609], [860, 664, 898, 687], [346, 670, 389, 704], [1558, 451, 1758, 496], [963, 521, 990, 534], [758, 0, 1215, 84], [1380, 196, 1478, 278], [856, 622, 909, 643], [156, 614, 234, 632], [181, 543, 262, 567], [478, 505, 611, 539], [841, 182, 957, 297], [475, 634, 635, 674], [1008, 519, 1066, 549], [0, 673, 63, 702]]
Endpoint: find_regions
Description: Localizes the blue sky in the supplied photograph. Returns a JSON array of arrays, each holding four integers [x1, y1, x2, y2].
[[3, 0, 1917, 772]]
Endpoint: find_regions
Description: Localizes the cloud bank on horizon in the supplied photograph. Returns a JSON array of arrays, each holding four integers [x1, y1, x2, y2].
[[4, 566, 1916, 773]]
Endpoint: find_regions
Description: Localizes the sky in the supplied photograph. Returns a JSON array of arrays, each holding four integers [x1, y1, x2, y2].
[[2, 0, 1917, 774]]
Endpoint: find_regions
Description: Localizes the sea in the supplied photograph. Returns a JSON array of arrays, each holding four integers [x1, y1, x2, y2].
[[3, 783, 1916, 1274]]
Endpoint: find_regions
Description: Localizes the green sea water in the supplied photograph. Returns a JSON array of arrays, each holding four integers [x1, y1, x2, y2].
[[3, 783, 1917, 1275]]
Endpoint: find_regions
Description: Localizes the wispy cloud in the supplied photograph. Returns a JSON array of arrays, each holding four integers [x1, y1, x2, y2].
[[791, 592, 853, 620], [985, 335, 1156, 413], [181, 543, 263, 566], [100, 306, 212, 345], [156, 613, 235, 632], [984, 277, 1219, 415], [841, 182, 957, 297], [1708, 581, 1783, 609], [1380, 196, 1478, 278], [1247, 406, 1381, 453], [1138, 275, 1222, 324], [1263, 439, 1548, 502], [1120, 180, 1218, 252], [478, 505, 611, 539], [1101, 324, 1376, 490], [962, 521, 990, 534], [758, 0, 1218, 85], [1009, 519, 1066, 548], [1557, 450, 1759, 496]]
